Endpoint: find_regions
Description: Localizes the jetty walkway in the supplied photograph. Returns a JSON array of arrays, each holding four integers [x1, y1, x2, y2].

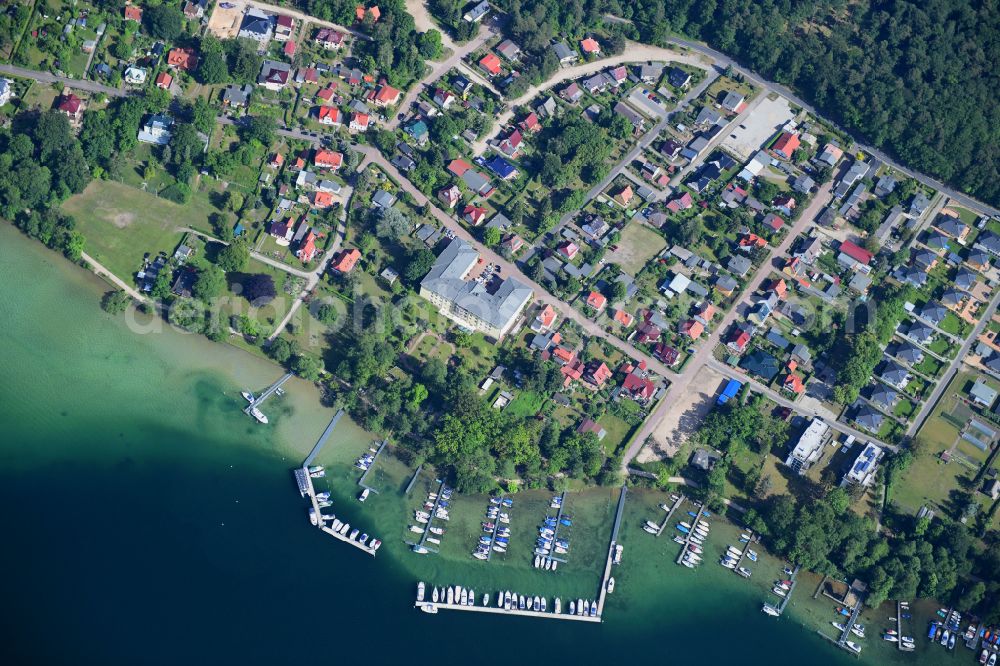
[[675, 504, 706, 565], [244, 373, 292, 417], [413, 599, 601, 623], [655, 494, 684, 536], [595, 484, 628, 617]]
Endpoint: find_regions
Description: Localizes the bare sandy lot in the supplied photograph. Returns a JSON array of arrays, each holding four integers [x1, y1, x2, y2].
[[207, 1, 246, 39], [636, 364, 726, 463]]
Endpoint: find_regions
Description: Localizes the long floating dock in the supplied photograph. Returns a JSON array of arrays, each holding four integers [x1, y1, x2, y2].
[[542, 491, 569, 565], [595, 484, 628, 617], [775, 564, 801, 614], [304, 409, 344, 467], [413, 600, 601, 622], [404, 464, 423, 495]]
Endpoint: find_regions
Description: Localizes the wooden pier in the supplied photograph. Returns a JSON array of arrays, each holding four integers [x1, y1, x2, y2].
[[655, 494, 684, 536], [837, 590, 865, 648], [774, 564, 801, 615], [244, 372, 292, 417], [730, 530, 755, 575], [595, 484, 628, 618], [675, 504, 706, 565], [404, 464, 423, 495], [413, 600, 601, 623], [358, 439, 387, 493], [302, 471, 376, 556]]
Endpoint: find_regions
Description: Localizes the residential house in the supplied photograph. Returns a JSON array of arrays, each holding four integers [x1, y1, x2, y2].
[[580, 38, 600, 55], [586, 291, 607, 311], [854, 405, 884, 433], [971, 379, 998, 407], [880, 362, 910, 390], [462, 169, 494, 196], [56, 93, 85, 122], [438, 185, 461, 209], [315, 28, 346, 49], [667, 67, 691, 88], [372, 84, 401, 107], [843, 442, 885, 488], [784, 418, 830, 474], [239, 8, 274, 43], [167, 47, 198, 71], [258, 60, 292, 91], [463, 0, 490, 22], [919, 301, 947, 326], [837, 240, 874, 271], [772, 131, 800, 159], [479, 53, 502, 77], [552, 41, 577, 64], [372, 190, 396, 209], [330, 248, 361, 274], [614, 185, 634, 207], [124, 5, 142, 22], [498, 129, 523, 157], [124, 66, 147, 85], [520, 111, 541, 133], [314, 149, 342, 170], [577, 418, 607, 441], [316, 106, 341, 125], [496, 39, 521, 62], [560, 82, 583, 103], [183, 0, 207, 19], [868, 384, 899, 410], [532, 304, 557, 333], [727, 255, 752, 277], [155, 72, 172, 89], [679, 319, 704, 339], [137, 114, 173, 144], [936, 216, 969, 242], [355, 5, 382, 22], [273, 14, 295, 41], [349, 112, 370, 131], [816, 143, 843, 167], [720, 90, 745, 113], [296, 231, 317, 262], [462, 204, 487, 226]]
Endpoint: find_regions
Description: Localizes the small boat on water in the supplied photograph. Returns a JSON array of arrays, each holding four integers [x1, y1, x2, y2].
[[851, 625, 865, 638], [552, 561, 558, 571], [339, 522, 350, 535], [250, 407, 268, 424], [613, 544, 623, 564], [645, 520, 660, 530], [331, 519, 342, 531], [447, 587, 455, 604], [762, 604, 780, 617], [426, 537, 440, 545], [883, 634, 899, 643], [309, 508, 318, 526], [348, 528, 360, 540], [241, 391, 255, 403], [681, 559, 696, 568], [519, 595, 526, 610], [409, 525, 425, 534], [412, 544, 428, 554], [533, 597, 540, 612], [545, 559, 553, 571], [736, 567, 752, 578], [948, 634, 956, 650], [688, 544, 703, 554], [417, 582, 425, 602], [607, 577, 615, 593], [504, 591, 512, 609], [980, 649, 990, 665], [590, 601, 598, 617], [430, 526, 445, 536], [577, 599, 584, 616], [642, 525, 658, 534], [468, 589, 475, 606], [832, 622, 847, 632], [739, 533, 752, 540], [432, 587, 439, 603], [673, 535, 686, 544], [846, 641, 862, 655], [472, 551, 488, 560], [569, 600, 576, 615], [554, 598, 561, 614], [420, 603, 438, 614], [679, 521, 693, 530], [358, 488, 369, 502], [720, 558, 736, 569], [772, 586, 787, 597], [483, 593, 489, 606]]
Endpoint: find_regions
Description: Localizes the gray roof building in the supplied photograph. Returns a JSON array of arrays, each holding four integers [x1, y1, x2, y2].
[[419, 238, 532, 340]]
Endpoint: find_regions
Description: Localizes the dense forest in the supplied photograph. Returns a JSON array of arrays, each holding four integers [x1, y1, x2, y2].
[[491, 0, 1000, 208]]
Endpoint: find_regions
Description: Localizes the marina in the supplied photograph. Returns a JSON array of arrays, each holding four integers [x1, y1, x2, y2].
[[535, 491, 569, 568], [775, 564, 801, 615], [403, 464, 423, 495], [296, 409, 380, 557], [595, 484, 628, 618], [407, 480, 448, 555], [412, 595, 601, 623]]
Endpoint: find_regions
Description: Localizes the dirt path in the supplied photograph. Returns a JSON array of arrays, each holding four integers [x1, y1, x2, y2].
[[82, 252, 147, 302]]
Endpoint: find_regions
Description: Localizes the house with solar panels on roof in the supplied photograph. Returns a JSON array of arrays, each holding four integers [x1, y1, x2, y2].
[[841, 442, 885, 488]]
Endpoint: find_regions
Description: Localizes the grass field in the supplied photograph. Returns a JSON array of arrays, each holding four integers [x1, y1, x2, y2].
[[608, 222, 667, 277], [63, 180, 223, 281]]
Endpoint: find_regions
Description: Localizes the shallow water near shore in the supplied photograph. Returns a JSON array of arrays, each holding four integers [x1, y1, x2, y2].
[[0, 224, 953, 665]]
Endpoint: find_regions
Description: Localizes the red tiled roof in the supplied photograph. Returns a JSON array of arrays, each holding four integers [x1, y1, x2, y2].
[[772, 131, 800, 157], [580, 38, 600, 54], [331, 248, 361, 273], [317, 106, 340, 123], [314, 149, 343, 168], [479, 53, 502, 75], [124, 6, 142, 21], [680, 319, 704, 339], [839, 240, 873, 265], [167, 47, 198, 70], [447, 159, 471, 176], [155, 71, 172, 89], [586, 291, 606, 310]]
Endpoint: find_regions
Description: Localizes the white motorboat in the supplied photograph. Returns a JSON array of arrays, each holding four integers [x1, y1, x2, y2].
[[642, 524, 658, 534], [483, 593, 489, 606], [412, 545, 428, 554], [468, 589, 475, 606], [447, 587, 455, 604], [241, 391, 255, 403], [473, 551, 488, 560], [349, 528, 360, 540], [772, 586, 787, 597], [519, 595, 525, 610], [846, 642, 862, 654], [552, 561, 558, 571], [569, 601, 576, 615], [541, 598, 547, 613], [607, 577, 615, 593], [409, 525, 425, 534], [359, 488, 370, 502], [645, 520, 660, 530], [432, 587, 439, 603], [681, 559, 696, 568], [679, 521, 692, 530], [533, 596, 540, 612], [496, 591, 504, 607], [613, 544, 623, 564], [534, 555, 541, 568], [250, 407, 268, 424], [576, 598, 584, 616], [686, 552, 702, 562], [339, 523, 350, 535], [762, 604, 780, 617], [430, 526, 445, 535], [417, 582, 425, 602], [545, 559, 553, 571], [727, 546, 743, 556], [331, 519, 342, 531], [832, 622, 847, 632], [688, 544, 703, 554], [459, 587, 467, 605], [736, 566, 752, 578], [740, 533, 752, 541], [426, 537, 440, 545], [309, 507, 318, 526], [420, 603, 438, 614], [554, 598, 561, 614]]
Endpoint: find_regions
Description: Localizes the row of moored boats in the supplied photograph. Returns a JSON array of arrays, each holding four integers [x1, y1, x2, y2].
[[410, 486, 452, 554], [535, 496, 571, 571], [308, 506, 381, 552], [672, 511, 713, 569], [473, 496, 513, 560], [415, 582, 599, 618]]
